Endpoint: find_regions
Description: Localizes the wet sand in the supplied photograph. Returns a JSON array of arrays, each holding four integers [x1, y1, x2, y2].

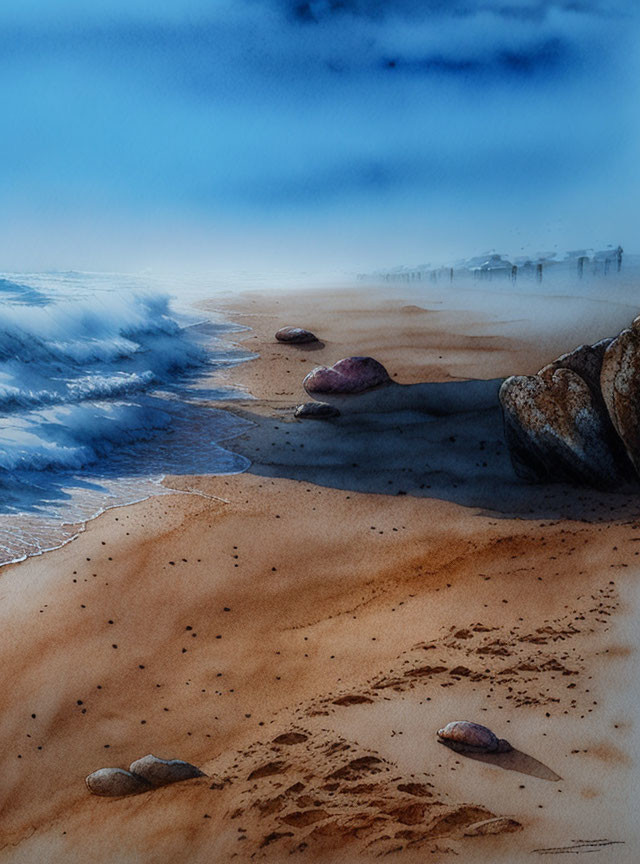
[[0, 280, 638, 863]]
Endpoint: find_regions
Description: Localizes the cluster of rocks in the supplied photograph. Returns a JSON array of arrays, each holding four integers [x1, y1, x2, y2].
[[500, 317, 640, 488], [294, 357, 391, 420], [276, 324, 393, 420], [86, 753, 204, 797], [294, 355, 392, 419], [276, 320, 640, 493]]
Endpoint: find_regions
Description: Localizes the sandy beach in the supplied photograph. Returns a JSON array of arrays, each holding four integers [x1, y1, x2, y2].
[[0, 280, 638, 863]]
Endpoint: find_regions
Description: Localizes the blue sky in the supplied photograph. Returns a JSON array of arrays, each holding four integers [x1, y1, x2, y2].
[[0, 1, 638, 274]]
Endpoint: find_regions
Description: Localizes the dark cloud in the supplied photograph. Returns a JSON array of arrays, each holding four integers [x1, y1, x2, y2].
[[244, 0, 626, 88], [284, 0, 623, 22], [0, 0, 635, 242], [379, 37, 568, 78], [0, 0, 625, 92]]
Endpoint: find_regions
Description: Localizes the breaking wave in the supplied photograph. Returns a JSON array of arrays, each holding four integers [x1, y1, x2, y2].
[[0, 274, 253, 563]]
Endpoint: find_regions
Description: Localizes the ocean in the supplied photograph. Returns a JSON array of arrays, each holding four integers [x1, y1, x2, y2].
[[0, 271, 254, 565]]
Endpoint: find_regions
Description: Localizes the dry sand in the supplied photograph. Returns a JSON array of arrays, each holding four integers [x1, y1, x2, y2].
[[0, 280, 638, 863]]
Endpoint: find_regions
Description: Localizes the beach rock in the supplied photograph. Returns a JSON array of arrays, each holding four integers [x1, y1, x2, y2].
[[303, 356, 391, 395], [128, 754, 205, 787], [463, 817, 522, 836], [539, 336, 632, 474], [600, 320, 640, 476], [275, 326, 317, 344], [294, 401, 340, 419], [499, 369, 623, 488], [538, 338, 613, 399], [85, 767, 150, 797], [437, 721, 511, 753]]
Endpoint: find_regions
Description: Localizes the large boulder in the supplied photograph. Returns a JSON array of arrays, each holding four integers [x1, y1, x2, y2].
[[128, 754, 205, 787], [303, 357, 391, 395], [539, 337, 630, 470], [275, 326, 317, 344], [499, 368, 623, 488], [538, 338, 612, 402], [85, 767, 150, 797], [600, 319, 640, 475]]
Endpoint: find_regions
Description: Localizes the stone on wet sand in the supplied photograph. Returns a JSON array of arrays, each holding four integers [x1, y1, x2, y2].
[[275, 326, 317, 344], [128, 754, 205, 787], [437, 721, 512, 753], [294, 401, 340, 419], [303, 356, 391, 395], [600, 321, 640, 475], [499, 368, 623, 488], [85, 767, 150, 797]]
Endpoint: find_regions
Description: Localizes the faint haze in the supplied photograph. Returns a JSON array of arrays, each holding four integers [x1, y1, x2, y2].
[[0, 0, 638, 276]]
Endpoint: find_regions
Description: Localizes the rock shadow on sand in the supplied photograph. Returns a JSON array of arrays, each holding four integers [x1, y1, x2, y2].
[[228, 378, 639, 521], [456, 747, 562, 781], [288, 339, 326, 352]]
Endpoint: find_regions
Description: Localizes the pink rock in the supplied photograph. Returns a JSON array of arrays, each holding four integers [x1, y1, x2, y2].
[[303, 357, 391, 395]]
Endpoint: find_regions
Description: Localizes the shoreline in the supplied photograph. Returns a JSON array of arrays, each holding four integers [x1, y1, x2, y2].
[[0, 281, 638, 862], [0, 301, 256, 569]]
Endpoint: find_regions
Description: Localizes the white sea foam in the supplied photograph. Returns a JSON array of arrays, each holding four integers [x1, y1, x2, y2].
[[0, 273, 254, 564]]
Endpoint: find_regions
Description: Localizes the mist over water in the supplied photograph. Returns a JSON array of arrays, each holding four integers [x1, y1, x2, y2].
[[0, 272, 253, 564]]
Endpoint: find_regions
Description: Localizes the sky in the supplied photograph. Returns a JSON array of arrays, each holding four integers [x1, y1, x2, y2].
[[0, 0, 638, 276]]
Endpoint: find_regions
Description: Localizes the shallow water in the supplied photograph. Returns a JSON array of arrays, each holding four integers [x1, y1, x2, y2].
[[0, 271, 254, 564]]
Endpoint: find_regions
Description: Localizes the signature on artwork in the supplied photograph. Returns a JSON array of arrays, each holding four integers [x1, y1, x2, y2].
[[532, 838, 625, 855]]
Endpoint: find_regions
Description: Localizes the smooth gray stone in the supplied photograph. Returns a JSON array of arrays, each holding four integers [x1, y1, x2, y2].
[[275, 326, 317, 344], [128, 754, 205, 787], [85, 767, 150, 797]]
